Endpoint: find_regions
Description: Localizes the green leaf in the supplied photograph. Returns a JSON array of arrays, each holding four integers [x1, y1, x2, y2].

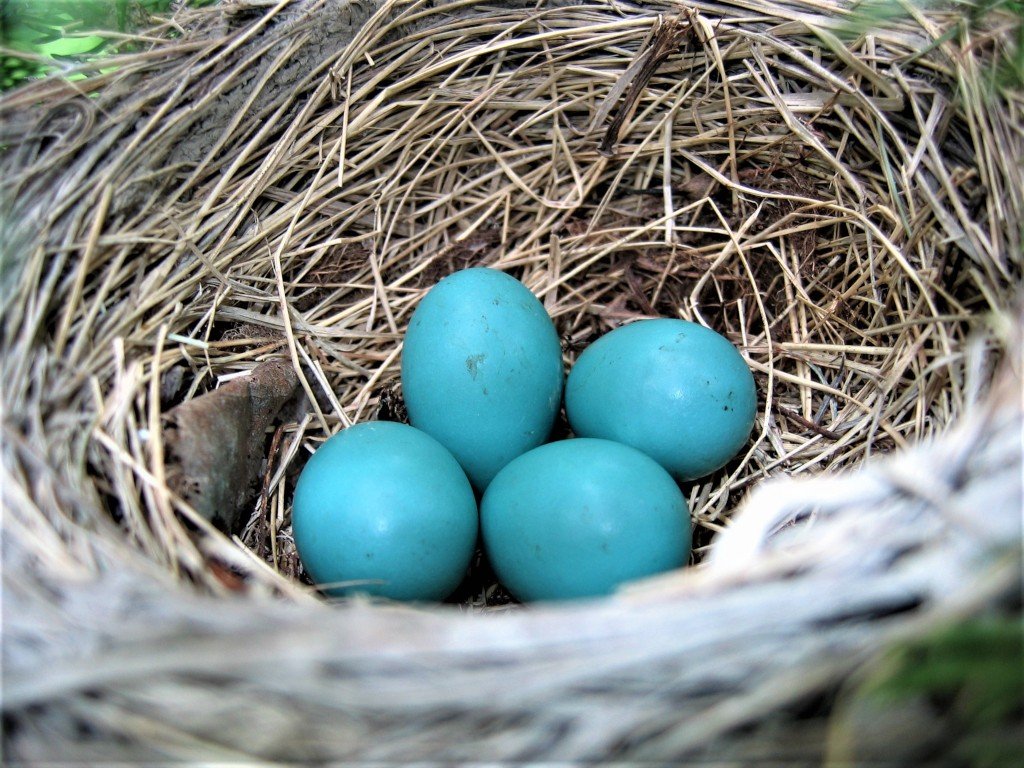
[[1, 1, 220, 92], [860, 618, 1023, 756]]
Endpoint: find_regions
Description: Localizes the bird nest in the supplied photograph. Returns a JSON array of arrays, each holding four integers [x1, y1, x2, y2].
[[1, 0, 1021, 763]]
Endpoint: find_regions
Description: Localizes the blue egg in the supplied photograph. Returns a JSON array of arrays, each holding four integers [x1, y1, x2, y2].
[[401, 268, 564, 490], [565, 319, 757, 481], [291, 421, 478, 601], [481, 438, 691, 601]]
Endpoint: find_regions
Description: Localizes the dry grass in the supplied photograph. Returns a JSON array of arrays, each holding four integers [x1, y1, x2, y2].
[[1, 0, 1021, 762]]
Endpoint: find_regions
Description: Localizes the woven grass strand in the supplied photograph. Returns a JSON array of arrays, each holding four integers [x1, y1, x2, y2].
[[1, 0, 1021, 762]]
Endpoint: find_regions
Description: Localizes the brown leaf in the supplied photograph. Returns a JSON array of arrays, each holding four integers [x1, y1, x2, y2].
[[163, 360, 299, 532]]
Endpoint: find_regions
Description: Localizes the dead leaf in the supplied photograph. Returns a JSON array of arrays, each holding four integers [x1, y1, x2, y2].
[[163, 359, 299, 532]]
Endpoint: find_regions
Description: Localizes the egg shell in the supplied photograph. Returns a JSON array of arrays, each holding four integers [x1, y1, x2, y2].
[[481, 438, 691, 602], [291, 421, 478, 601], [565, 318, 757, 481], [401, 268, 564, 490]]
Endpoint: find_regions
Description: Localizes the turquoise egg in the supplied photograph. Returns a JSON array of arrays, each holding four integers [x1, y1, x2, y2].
[[481, 438, 691, 601], [291, 421, 478, 601], [401, 268, 564, 490], [565, 319, 757, 481]]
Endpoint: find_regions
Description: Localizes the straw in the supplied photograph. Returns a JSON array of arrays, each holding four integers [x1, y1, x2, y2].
[[1, 0, 1020, 762]]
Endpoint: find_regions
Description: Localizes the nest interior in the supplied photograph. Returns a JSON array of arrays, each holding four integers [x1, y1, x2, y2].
[[1, 0, 1021, 763]]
